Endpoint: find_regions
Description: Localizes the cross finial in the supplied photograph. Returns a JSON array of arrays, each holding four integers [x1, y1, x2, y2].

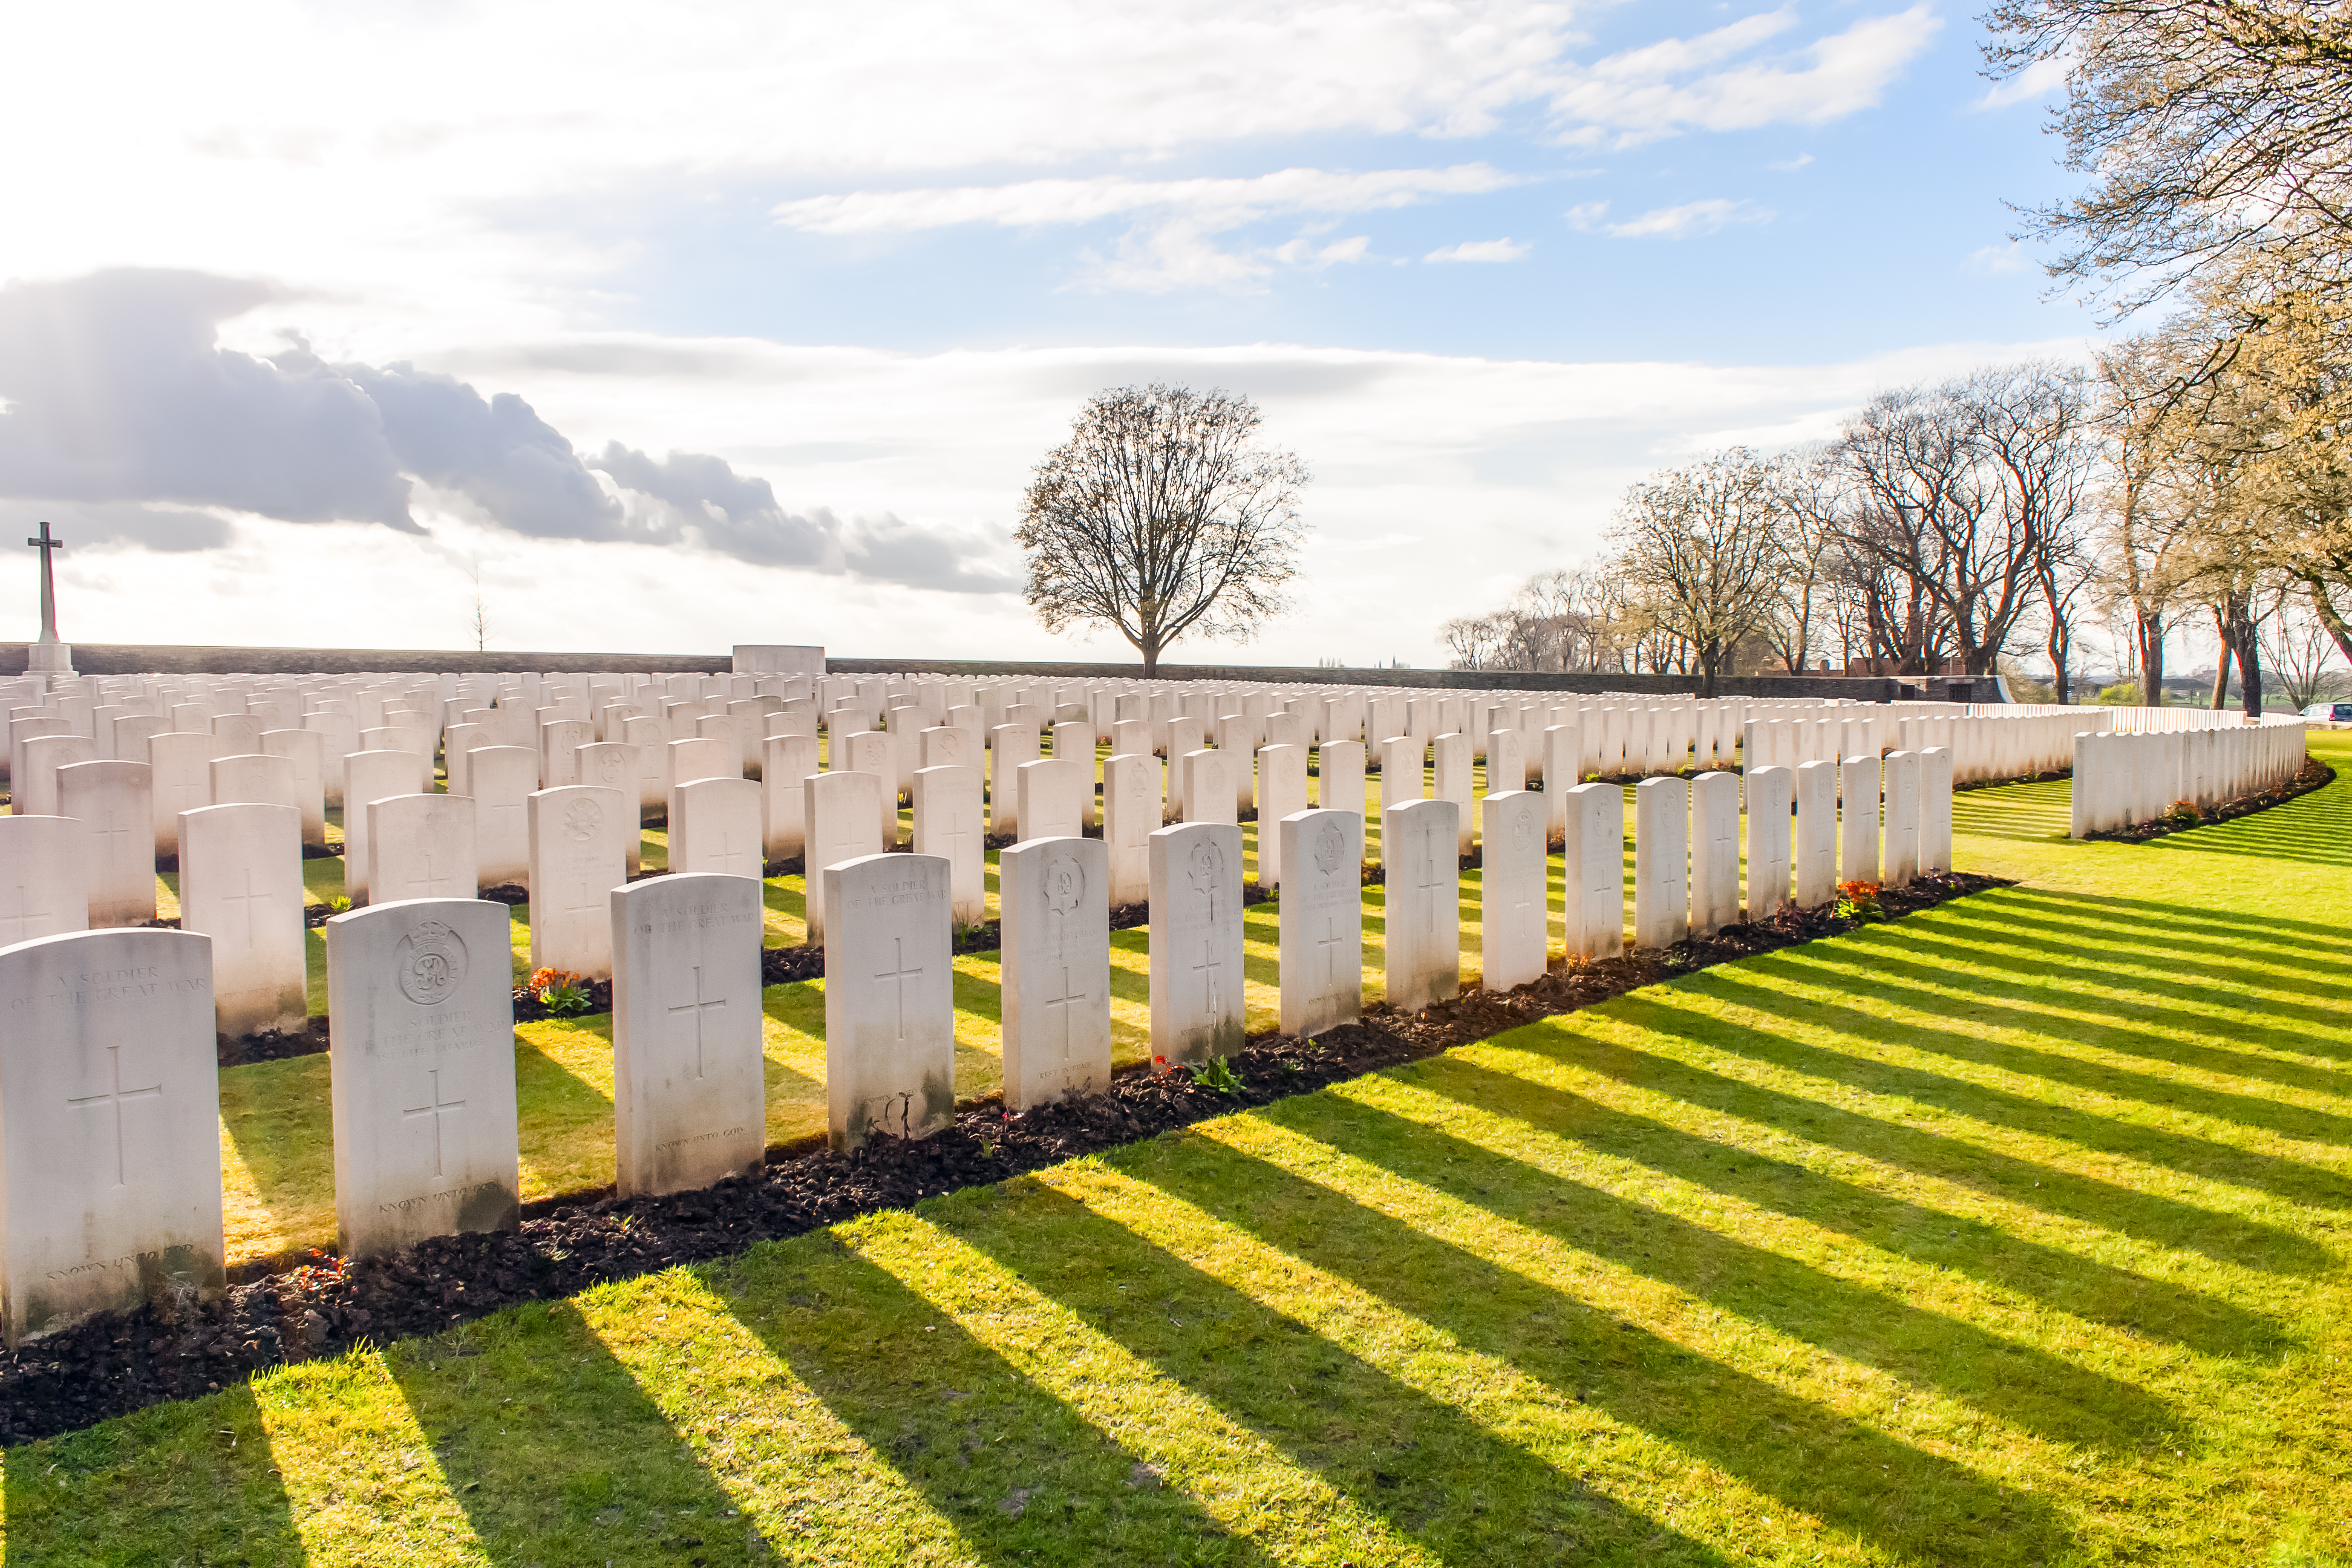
[[26, 520, 63, 644]]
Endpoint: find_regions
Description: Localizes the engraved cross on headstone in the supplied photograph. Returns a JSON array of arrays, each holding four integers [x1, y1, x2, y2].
[[1191, 938, 1224, 1018], [667, 962, 727, 1079], [0, 883, 56, 944], [875, 935, 924, 1042], [1415, 837, 1452, 939], [221, 867, 272, 946], [402, 1067, 468, 1180], [1043, 963, 1088, 1060], [1316, 913, 1350, 986], [67, 1042, 163, 1187]]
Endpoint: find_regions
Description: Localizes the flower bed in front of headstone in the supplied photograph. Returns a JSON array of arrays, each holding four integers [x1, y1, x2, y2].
[[2077, 757, 2333, 843]]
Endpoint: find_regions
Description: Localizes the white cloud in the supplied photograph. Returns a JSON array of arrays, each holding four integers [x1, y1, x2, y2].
[[1602, 198, 1772, 240], [1769, 152, 1814, 171], [1974, 55, 2070, 111], [1563, 201, 1611, 230], [1424, 238, 1532, 263], [1549, 5, 1941, 147], [1965, 241, 2034, 275]]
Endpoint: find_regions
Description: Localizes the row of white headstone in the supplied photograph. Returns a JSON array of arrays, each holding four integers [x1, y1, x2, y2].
[[2069, 722, 2309, 836]]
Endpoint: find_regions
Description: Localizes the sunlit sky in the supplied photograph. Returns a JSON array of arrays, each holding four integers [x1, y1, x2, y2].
[[0, 0, 2100, 667]]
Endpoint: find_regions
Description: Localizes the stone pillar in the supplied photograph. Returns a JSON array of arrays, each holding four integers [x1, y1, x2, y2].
[[1382, 797, 1460, 1014], [1479, 789, 1547, 992], [611, 872, 766, 1198], [1633, 776, 1688, 950], [823, 852, 955, 1152], [325, 898, 520, 1258], [1276, 808, 1361, 1040], [0, 927, 221, 1346]]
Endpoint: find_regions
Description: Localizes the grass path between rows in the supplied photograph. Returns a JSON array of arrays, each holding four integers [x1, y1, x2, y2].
[[7, 736, 2352, 1564]]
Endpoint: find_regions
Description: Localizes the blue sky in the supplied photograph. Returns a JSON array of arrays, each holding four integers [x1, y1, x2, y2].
[[0, 0, 2102, 665]]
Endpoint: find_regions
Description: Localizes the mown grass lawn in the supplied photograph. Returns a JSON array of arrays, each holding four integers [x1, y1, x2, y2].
[[8, 736, 2352, 1564]]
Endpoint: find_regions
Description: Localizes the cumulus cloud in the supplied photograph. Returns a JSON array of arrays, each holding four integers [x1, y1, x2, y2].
[[1597, 198, 1772, 239], [1424, 238, 1532, 263], [0, 269, 1014, 592], [1973, 56, 2070, 112]]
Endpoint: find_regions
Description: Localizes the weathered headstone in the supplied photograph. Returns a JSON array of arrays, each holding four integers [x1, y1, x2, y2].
[[59, 760, 155, 927], [259, 728, 329, 849], [1882, 749, 1921, 887], [1317, 739, 1365, 832], [1149, 822, 1247, 1066], [325, 898, 520, 1257], [1275, 808, 1362, 1039], [999, 836, 1111, 1109], [988, 724, 1039, 836], [1840, 754, 1880, 886], [760, 733, 819, 861], [911, 763, 986, 925], [0, 815, 90, 946], [576, 741, 644, 875], [1379, 736, 1421, 813], [19, 733, 97, 817], [147, 730, 217, 860], [368, 794, 480, 906], [823, 853, 955, 1152], [670, 777, 764, 882], [1633, 776, 1688, 950], [1382, 797, 1460, 1013], [178, 802, 306, 1037], [1430, 733, 1474, 854], [527, 785, 631, 979], [0, 927, 223, 1345], [1560, 780, 1621, 959], [468, 745, 538, 889], [1486, 728, 1527, 794], [803, 769, 883, 943], [1479, 789, 1547, 991], [1178, 749, 1235, 827], [1014, 757, 1088, 843], [610, 872, 766, 1197]]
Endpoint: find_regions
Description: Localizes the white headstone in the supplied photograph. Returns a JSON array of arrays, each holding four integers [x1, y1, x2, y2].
[[0, 815, 90, 946], [988, 725, 1039, 835], [0, 927, 222, 1345], [468, 745, 538, 889], [541, 719, 593, 788], [178, 802, 306, 1037], [1255, 742, 1309, 886], [1382, 797, 1460, 1013], [1840, 754, 1880, 886], [1794, 760, 1839, 907], [920, 725, 975, 771], [610, 872, 766, 1197], [1883, 750, 1920, 887], [1744, 764, 1793, 922], [59, 759, 155, 928], [577, 741, 644, 877], [260, 728, 329, 848], [1561, 781, 1621, 959], [910, 763, 986, 926], [1317, 740, 1365, 833], [1149, 822, 1247, 1066], [1379, 736, 1421, 814], [147, 730, 216, 860], [1014, 757, 1088, 843], [1478, 789, 1547, 991], [1688, 771, 1741, 938], [1920, 746, 1953, 873], [1101, 753, 1157, 909], [803, 769, 883, 944], [999, 836, 1112, 1109], [325, 898, 521, 1257], [1430, 733, 1474, 854], [1276, 808, 1362, 1039], [824, 853, 955, 1152], [19, 733, 97, 817], [342, 749, 432, 906], [1179, 750, 1235, 826], [1633, 776, 1689, 950], [527, 785, 631, 979], [1541, 724, 1583, 840], [670, 777, 764, 882], [367, 794, 480, 906], [761, 733, 819, 861], [1485, 728, 1527, 793]]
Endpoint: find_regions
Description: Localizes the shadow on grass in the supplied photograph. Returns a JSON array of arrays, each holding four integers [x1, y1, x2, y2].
[[940, 1183, 1736, 1566], [1, 1378, 305, 1567], [1364, 1057, 2246, 1413], [1800, 935, 2352, 1099], [732, 1231, 1275, 1564], [2025, 884, 2352, 945], [388, 1299, 774, 1566], [1515, 1001, 2331, 1292], [1690, 962, 2352, 1211], [1909, 903, 2352, 1010], [1102, 1134, 2074, 1566]]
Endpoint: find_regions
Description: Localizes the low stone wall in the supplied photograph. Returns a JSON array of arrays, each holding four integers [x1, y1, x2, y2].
[[2, 644, 731, 676]]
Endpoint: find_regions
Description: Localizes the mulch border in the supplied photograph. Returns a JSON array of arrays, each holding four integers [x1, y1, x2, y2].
[[2077, 759, 2335, 843], [2, 868, 2002, 1445]]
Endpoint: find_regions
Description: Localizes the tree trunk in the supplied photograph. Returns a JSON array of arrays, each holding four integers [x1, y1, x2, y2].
[[2047, 624, 2071, 704], [2134, 606, 2164, 708], [2303, 578, 2352, 668], [2230, 597, 2264, 719], [2210, 618, 2235, 710]]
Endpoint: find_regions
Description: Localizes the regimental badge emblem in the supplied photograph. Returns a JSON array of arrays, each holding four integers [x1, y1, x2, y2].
[[596, 750, 627, 783], [396, 919, 469, 1007], [1186, 837, 1224, 902], [1512, 806, 1539, 855], [564, 796, 603, 842], [1314, 819, 1345, 875], [1044, 852, 1085, 915]]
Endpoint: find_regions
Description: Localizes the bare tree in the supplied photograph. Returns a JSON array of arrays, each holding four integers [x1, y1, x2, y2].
[[1984, 0, 2352, 311], [470, 560, 491, 652], [1610, 448, 1787, 696], [1442, 613, 1506, 670], [1762, 451, 1843, 671], [2262, 587, 2350, 707], [1016, 385, 1308, 674]]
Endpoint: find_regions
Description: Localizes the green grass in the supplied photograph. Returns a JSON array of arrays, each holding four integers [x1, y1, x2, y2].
[[9, 737, 2352, 1563]]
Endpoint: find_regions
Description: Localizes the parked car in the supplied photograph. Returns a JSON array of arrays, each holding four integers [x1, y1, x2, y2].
[[2302, 701, 2352, 725]]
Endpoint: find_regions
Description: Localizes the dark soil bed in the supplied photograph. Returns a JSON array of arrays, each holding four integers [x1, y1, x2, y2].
[[0, 869, 2002, 1445], [2079, 759, 2333, 843]]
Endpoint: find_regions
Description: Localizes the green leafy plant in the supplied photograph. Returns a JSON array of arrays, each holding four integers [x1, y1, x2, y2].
[[1189, 1054, 1244, 1094], [329, 895, 352, 913], [2164, 799, 2203, 827], [528, 967, 594, 1018], [1835, 880, 1885, 921]]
